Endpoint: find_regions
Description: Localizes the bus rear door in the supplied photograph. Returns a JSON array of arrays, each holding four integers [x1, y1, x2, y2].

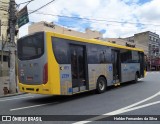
[[139, 52, 144, 77], [70, 44, 87, 93], [111, 49, 121, 84]]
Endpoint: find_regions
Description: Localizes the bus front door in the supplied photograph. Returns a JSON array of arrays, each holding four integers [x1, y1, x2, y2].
[[111, 50, 120, 84], [70, 45, 87, 93], [139, 52, 144, 77]]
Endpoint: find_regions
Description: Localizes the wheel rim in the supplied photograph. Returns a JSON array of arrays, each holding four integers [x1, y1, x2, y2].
[[99, 80, 105, 91]]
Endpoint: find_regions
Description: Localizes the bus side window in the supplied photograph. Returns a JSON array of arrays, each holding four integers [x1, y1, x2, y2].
[[98, 46, 111, 64], [121, 50, 132, 63], [88, 44, 98, 64], [99, 50, 106, 63], [52, 38, 69, 64], [132, 51, 139, 63]]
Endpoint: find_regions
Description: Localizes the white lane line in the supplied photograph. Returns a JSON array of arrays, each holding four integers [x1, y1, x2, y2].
[[73, 101, 160, 124], [114, 91, 160, 111], [138, 79, 142, 81], [114, 100, 160, 115], [10, 102, 58, 111], [0, 96, 34, 102], [73, 91, 160, 124]]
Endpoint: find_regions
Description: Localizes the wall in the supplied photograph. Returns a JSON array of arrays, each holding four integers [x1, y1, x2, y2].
[[28, 21, 102, 39]]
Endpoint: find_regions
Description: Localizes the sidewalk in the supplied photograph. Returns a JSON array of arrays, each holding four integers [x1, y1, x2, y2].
[[0, 92, 27, 98], [0, 76, 27, 98]]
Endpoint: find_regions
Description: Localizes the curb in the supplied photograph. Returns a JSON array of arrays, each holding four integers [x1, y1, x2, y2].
[[0, 92, 27, 98]]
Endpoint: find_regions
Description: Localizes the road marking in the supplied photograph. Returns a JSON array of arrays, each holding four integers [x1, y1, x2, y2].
[[10, 102, 58, 111], [73, 91, 160, 124], [0, 96, 34, 102], [73, 101, 160, 124], [138, 78, 143, 81], [113, 101, 160, 114], [109, 91, 160, 112], [148, 71, 160, 74]]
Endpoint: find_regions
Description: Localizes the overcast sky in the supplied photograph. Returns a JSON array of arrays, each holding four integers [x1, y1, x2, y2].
[[15, 0, 160, 38]]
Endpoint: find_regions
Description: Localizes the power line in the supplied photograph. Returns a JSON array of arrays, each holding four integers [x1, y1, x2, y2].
[[28, 0, 55, 15], [28, 20, 160, 33], [29, 11, 160, 27]]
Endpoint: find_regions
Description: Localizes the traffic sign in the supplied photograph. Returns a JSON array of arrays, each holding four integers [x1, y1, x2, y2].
[[17, 6, 29, 28]]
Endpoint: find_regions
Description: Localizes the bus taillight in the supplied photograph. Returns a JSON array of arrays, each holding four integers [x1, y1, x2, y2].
[[43, 63, 48, 84]]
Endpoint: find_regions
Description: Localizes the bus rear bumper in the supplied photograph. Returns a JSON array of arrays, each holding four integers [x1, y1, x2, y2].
[[18, 83, 54, 95]]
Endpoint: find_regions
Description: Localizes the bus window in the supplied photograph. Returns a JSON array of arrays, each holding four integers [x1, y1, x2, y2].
[[88, 45, 111, 64], [121, 50, 132, 63], [52, 37, 69, 64], [88, 44, 99, 64], [132, 51, 139, 63], [98, 46, 111, 64], [17, 32, 44, 60]]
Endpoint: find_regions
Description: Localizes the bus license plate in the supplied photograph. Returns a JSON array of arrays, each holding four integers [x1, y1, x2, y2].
[[27, 77, 33, 81]]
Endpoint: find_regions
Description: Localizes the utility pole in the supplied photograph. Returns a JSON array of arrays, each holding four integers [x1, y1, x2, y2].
[[8, 0, 16, 93], [1, 35, 4, 75], [0, 20, 3, 76]]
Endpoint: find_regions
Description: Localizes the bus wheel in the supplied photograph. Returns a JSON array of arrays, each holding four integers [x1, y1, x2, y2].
[[133, 73, 138, 83], [96, 77, 107, 94]]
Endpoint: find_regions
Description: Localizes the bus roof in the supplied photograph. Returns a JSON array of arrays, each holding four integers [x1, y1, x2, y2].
[[46, 31, 144, 52], [20, 31, 143, 52]]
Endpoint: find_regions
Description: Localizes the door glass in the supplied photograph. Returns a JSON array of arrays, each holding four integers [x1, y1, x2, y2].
[[71, 45, 86, 88], [112, 50, 119, 80], [139, 52, 144, 76], [71, 48, 78, 79], [112, 50, 116, 79], [78, 47, 85, 79]]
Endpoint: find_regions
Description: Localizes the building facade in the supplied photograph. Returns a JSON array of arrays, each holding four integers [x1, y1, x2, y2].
[[103, 38, 135, 46], [103, 38, 148, 54], [0, 0, 10, 95], [0, 0, 10, 74], [28, 21, 103, 39], [124, 31, 160, 71]]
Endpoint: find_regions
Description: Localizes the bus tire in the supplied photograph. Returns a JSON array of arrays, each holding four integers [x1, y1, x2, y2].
[[96, 77, 107, 94], [133, 73, 138, 83]]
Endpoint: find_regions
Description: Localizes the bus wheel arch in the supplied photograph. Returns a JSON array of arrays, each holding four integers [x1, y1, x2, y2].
[[96, 76, 107, 94]]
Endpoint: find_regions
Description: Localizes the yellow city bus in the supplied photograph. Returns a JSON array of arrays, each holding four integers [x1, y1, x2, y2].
[[17, 31, 146, 95]]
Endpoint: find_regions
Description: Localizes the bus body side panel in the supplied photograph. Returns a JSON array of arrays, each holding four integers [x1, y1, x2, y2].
[[88, 64, 113, 90], [46, 32, 61, 95], [106, 64, 114, 86], [121, 63, 140, 83], [59, 64, 72, 95]]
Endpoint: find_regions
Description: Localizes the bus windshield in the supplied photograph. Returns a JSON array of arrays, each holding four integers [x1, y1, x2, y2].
[[17, 32, 44, 60]]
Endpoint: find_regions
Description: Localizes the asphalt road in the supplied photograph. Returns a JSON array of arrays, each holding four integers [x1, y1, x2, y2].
[[0, 71, 160, 124]]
